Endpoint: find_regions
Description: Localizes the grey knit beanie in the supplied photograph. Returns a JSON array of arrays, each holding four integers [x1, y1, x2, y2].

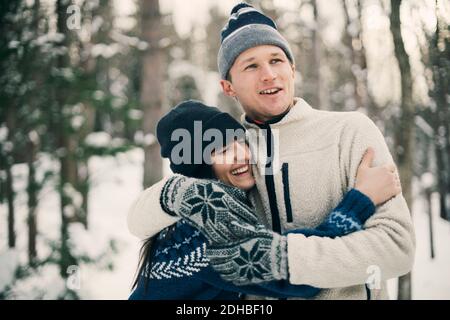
[[218, 3, 294, 80]]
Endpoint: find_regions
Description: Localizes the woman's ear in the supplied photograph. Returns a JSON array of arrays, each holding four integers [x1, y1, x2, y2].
[[220, 79, 236, 97]]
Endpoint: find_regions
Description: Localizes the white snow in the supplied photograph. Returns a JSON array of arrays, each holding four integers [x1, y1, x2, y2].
[[91, 43, 122, 59], [420, 173, 435, 190], [167, 60, 203, 82], [1, 147, 449, 299], [0, 126, 8, 142], [128, 109, 143, 121], [8, 264, 67, 300], [410, 192, 450, 299], [386, 191, 450, 300], [85, 132, 112, 148], [71, 115, 85, 130], [143, 133, 156, 147], [0, 250, 19, 292], [33, 33, 65, 46]]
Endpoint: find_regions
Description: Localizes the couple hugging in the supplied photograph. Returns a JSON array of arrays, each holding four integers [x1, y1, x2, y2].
[[127, 3, 415, 300]]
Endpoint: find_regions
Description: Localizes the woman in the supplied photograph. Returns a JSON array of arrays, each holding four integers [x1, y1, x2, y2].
[[129, 100, 401, 300]]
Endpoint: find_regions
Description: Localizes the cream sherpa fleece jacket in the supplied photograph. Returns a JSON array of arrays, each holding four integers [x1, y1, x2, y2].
[[127, 98, 415, 300]]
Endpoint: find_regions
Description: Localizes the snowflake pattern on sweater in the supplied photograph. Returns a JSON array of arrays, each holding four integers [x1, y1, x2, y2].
[[129, 176, 376, 300], [147, 220, 209, 280]]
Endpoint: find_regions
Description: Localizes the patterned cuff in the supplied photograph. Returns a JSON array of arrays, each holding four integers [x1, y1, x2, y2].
[[339, 189, 376, 224], [270, 233, 288, 280], [159, 175, 189, 216]]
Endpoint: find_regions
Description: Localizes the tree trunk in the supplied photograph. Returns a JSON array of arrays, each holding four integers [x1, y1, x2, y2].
[[310, 0, 322, 108], [389, 0, 415, 300], [78, 85, 97, 230], [56, 0, 77, 278], [425, 189, 435, 259], [140, 0, 165, 188], [27, 0, 41, 267], [436, 144, 449, 220], [430, 5, 449, 221], [5, 105, 16, 248], [6, 160, 15, 248], [354, 0, 369, 112], [342, 0, 374, 115], [77, 160, 89, 229], [27, 139, 38, 266], [342, 0, 358, 110]]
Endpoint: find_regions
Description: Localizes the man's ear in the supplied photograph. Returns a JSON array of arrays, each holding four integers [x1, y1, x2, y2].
[[291, 63, 296, 78], [220, 79, 236, 97]]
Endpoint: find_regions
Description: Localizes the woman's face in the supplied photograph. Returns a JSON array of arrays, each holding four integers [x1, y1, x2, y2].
[[211, 139, 255, 191]]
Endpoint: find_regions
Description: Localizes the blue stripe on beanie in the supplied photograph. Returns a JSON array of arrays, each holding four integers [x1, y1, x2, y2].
[[218, 3, 294, 80], [230, 2, 252, 15], [221, 3, 277, 42]]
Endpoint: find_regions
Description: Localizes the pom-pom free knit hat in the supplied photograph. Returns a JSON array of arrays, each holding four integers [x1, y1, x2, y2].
[[218, 2, 294, 80]]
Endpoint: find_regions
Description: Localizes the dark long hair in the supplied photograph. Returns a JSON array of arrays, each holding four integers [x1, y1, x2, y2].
[[131, 236, 156, 292]]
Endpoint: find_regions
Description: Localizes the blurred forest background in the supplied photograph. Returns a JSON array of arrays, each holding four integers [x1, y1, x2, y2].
[[0, 0, 449, 299]]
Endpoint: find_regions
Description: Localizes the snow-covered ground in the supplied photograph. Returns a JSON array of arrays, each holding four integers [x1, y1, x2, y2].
[[0, 149, 144, 299], [409, 193, 450, 299], [1, 148, 449, 299]]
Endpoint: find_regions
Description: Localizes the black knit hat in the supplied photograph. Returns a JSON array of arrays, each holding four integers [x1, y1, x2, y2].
[[156, 100, 246, 179]]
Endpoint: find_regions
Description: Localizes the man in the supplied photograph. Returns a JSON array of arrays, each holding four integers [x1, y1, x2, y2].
[[128, 3, 415, 299]]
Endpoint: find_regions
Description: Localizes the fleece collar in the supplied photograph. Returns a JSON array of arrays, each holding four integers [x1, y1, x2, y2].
[[241, 98, 314, 129]]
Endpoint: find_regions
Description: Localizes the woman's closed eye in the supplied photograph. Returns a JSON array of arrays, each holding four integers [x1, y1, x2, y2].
[[244, 63, 258, 71], [214, 145, 230, 156]]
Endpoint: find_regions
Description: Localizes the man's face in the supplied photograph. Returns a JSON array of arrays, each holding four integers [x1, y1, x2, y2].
[[220, 45, 295, 123]]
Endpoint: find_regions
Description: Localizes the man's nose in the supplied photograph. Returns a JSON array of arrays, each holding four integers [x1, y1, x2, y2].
[[260, 64, 277, 82]]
